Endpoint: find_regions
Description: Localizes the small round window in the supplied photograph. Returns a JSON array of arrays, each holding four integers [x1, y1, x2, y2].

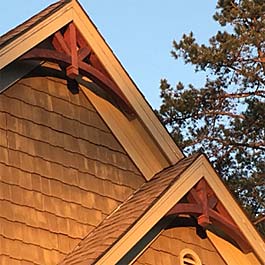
[[180, 249, 202, 265]]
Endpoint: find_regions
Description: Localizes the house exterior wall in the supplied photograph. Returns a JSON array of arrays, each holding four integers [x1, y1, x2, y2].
[[133, 226, 227, 265], [0, 75, 145, 265]]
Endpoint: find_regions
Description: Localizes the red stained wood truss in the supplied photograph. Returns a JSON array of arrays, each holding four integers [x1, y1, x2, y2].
[[20, 22, 135, 119], [166, 178, 251, 253]]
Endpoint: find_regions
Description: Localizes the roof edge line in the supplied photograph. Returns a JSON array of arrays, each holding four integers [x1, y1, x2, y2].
[[95, 154, 204, 265], [0, 1, 73, 69]]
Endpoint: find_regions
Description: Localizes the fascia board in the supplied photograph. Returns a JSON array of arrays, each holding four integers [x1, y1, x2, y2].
[[202, 157, 265, 264], [0, 2, 73, 70], [71, 1, 183, 165], [96, 155, 265, 265], [0, 0, 183, 174], [208, 231, 261, 265], [96, 155, 205, 265]]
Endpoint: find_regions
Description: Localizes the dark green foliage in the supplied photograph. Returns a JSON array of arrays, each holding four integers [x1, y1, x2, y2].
[[158, 0, 265, 235]]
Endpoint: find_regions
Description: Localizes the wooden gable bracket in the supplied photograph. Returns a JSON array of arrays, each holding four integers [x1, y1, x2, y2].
[[166, 178, 252, 253], [19, 22, 136, 119]]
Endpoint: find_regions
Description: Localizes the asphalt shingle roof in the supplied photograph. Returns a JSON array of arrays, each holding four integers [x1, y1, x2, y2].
[[60, 154, 199, 265], [0, 0, 70, 49]]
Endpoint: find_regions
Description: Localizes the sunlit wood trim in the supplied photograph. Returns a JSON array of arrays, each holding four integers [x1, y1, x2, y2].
[[0, 0, 183, 169], [96, 155, 265, 264], [202, 157, 265, 264], [96, 155, 204, 265], [81, 86, 169, 179], [71, 1, 183, 165], [0, 2, 73, 69], [208, 232, 262, 265]]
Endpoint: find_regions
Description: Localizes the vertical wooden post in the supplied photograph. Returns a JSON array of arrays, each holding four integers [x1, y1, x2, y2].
[[65, 22, 79, 78], [196, 179, 211, 227]]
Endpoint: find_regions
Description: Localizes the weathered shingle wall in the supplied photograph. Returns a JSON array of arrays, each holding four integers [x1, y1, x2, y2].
[[59, 154, 198, 265], [133, 226, 227, 265], [0, 76, 145, 265]]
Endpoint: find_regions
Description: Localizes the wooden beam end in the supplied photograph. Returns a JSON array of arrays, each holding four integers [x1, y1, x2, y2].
[[198, 214, 211, 227], [66, 65, 79, 79]]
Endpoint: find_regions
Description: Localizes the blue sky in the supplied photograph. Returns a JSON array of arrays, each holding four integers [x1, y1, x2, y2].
[[0, 0, 219, 109]]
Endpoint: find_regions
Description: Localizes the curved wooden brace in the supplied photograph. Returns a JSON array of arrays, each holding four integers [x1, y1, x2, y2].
[[166, 202, 251, 252], [167, 203, 202, 216], [209, 209, 251, 252], [20, 48, 135, 118], [21, 48, 70, 64], [166, 178, 252, 253]]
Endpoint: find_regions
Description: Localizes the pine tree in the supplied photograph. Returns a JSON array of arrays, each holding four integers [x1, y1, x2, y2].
[[157, 0, 265, 234]]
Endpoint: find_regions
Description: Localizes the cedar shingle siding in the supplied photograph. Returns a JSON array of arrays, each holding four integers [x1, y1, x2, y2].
[[0, 76, 145, 265], [133, 227, 227, 265], [60, 155, 198, 265], [1, 1, 263, 264]]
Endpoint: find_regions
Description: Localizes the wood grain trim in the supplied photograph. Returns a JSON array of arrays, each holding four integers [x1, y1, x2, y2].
[[208, 232, 261, 265], [0, 0, 183, 177], [95, 155, 204, 265], [81, 86, 169, 180], [0, 2, 73, 69], [96, 155, 265, 264], [202, 159, 265, 264], [71, 1, 183, 164]]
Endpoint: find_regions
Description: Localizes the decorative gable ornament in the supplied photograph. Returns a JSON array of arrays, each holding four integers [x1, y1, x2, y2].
[[166, 178, 251, 252], [19, 22, 135, 119], [0, 1, 264, 265]]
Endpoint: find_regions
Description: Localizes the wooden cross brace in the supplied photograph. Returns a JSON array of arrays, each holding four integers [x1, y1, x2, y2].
[[166, 178, 251, 253], [19, 22, 136, 119]]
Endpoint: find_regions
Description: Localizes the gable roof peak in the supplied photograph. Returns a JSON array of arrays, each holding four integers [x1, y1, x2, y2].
[[0, 0, 183, 179]]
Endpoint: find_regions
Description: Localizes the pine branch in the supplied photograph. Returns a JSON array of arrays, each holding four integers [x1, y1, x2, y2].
[[184, 136, 265, 151], [253, 216, 265, 225], [175, 111, 245, 120], [218, 91, 265, 99]]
